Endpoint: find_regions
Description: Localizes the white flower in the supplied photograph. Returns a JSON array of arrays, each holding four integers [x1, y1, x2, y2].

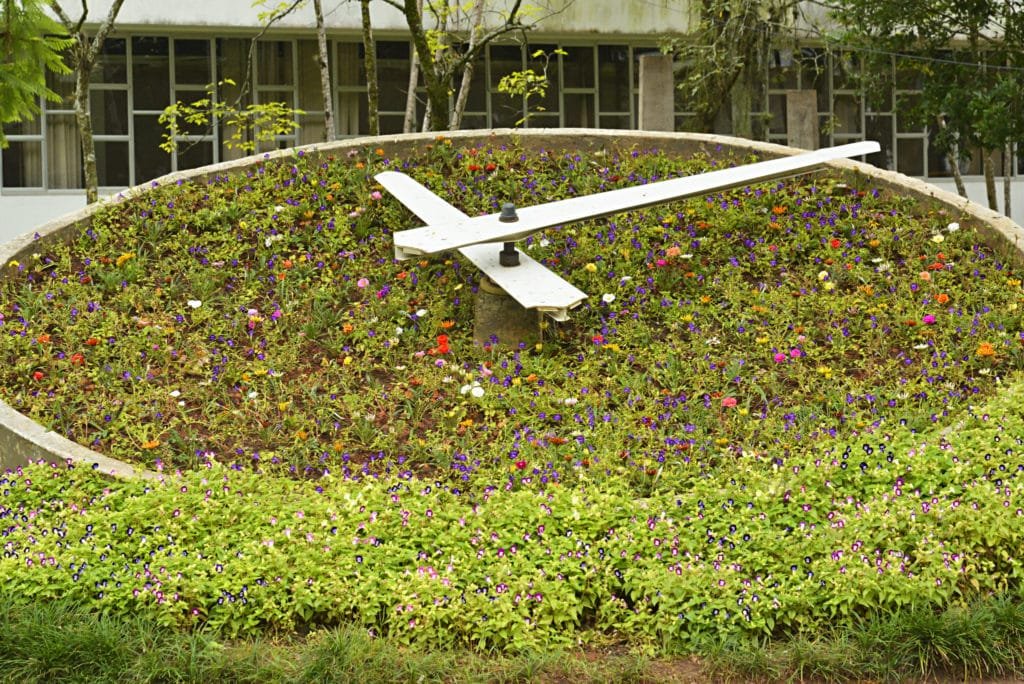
[[563, 397, 579, 406], [602, 293, 616, 304], [169, 390, 181, 397], [619, 276, 632, 284], [681, 253, 694, 259], [247, 391, 258, 399], [978, 368, 991, 375], [538, 238, 550, 248], [187, 299, 202, 309], [471, 386, 485, 398], [441, 375, 455, 384], [707, 336, 721, 346], [460, 384, 472, 395], [395, 326, 404, 335], [913, 343, 929, 350], [415, 309, 427, 318], [947, 222, 960, 232]]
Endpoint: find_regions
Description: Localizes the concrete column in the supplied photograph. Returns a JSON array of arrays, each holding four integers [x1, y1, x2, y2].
[[473, 277, 541, 348], [638, 54, 674, 131], [785, 90, 819, 150]]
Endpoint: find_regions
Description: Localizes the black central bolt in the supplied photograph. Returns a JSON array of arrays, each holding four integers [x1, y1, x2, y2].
[[499, 241, 520, 267]]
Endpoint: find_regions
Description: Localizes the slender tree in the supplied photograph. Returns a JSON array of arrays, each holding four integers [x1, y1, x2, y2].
[[314, 0, 335, 140], [359, 0, 379, 135], [49, 0, 126, 204]]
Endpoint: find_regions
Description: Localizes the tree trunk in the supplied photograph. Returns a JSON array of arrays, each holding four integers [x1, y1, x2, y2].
[[360, 0, 379, 136], [402, 0, 422, 133], [983, 150, 997, 211], [1004, 143, 1012, 218], [450, 0, 485, 130], [936, 115, 967, 198], [314, 0, 335, 141], [403, 0, 450, 132], [73, 40, 98, 203]]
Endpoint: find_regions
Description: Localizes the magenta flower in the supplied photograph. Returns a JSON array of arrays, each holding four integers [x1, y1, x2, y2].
[[773, 352, 786, 363], [922, 314, 936, 325]]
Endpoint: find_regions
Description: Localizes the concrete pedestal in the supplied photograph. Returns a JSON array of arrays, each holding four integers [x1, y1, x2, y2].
[[473, 276, 542, 348]]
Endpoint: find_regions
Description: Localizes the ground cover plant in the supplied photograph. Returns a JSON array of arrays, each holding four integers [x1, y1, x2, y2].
[[1, 137, 1023, 674], [0, 379, 1023, 676]]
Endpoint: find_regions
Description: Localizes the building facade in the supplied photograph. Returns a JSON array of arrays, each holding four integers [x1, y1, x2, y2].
[[2, 0, 1021, 238]]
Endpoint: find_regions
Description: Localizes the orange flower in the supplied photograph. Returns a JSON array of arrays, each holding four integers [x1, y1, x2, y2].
[[375, 148, 384, 156], [396, 271, 407, 280], [141, 439, 161, 449], [772, 205, 787, 215], [70, 352, 85, 366], [36, 333, 51, 344], [341, 322, 354, 334], [976, 342, 996, 357], [85, 337, 99, 346], [936, 293, 950, 304], [439, 319, 455, 330], [282, 258, 293, 269]]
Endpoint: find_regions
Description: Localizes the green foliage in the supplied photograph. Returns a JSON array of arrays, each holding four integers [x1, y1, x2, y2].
[[497, 47, 565, 127], [0, 0, 72, 147], [159, 79, 303, 155]]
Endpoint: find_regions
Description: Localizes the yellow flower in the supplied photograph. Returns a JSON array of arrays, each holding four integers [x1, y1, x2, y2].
[[584, 262, 598, 273], [116, 252, 135, 267]]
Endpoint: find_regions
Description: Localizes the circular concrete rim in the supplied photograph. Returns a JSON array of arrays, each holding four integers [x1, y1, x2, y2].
[[2, 128, 1022, 479]]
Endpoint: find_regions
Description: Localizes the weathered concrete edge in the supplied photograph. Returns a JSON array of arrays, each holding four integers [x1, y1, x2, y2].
[[2, 128, 1022, 478]]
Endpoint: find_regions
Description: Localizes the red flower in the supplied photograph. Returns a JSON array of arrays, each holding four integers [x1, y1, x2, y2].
[[70, 352, 85, 366], [514, 460, 527, 470], [31, 371, 44, 381], [830, 238, 841, 249], [85, 337, 99, 346], [435, 334, 450, 355], [485, 162, 497, 172], [468, 163, 482, 172]]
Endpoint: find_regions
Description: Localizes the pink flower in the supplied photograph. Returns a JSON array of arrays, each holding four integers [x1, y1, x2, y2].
[[773, 352, 786, 363], [370, 191, 383, 200], [721, 397, 737, 408], [357, 277, 369, 288], [790, 348, 803, 358], [922, 314, 936, 325]]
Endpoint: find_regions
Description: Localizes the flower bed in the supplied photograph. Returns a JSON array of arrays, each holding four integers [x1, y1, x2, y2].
[[0, 135, 1021, 485]]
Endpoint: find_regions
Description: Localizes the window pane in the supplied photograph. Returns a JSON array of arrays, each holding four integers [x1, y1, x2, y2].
[[46, 115, 82, 188], [897, 138, 924, 176], [598, 114, 631, 129], [564, 93, 594, 127], [257, 41, 293, 86], [379, 114, 406, 135], [45, 66, 75, 108], [865, 115, 894, 170], [526, 113, 559, 128], [93, 38, 127, 83], [90, 90, 129, 135], [298, 113, 326, 145], [298, 40, 325, 110], [259, 89, 295, 108], [134, 115, 171, 184], [336, 92, 368, 136], [832, 94, 861, 134], [179, 140, 214, 171], [96, 140, 129, 186], [133, 37, 170, 110], [5, 115, 41, 135], [175, 39, 211, 85], [597, 46, 629, 112], [768, 94, 786, 134], [489, 44, 523, 91], [337, 43, 364, 86], [562, 46, 594, 88], [490, 93, 523, 128], [378, 42, 413, 112], [217, 39, 250, 95], [2, 141, 43, 187]]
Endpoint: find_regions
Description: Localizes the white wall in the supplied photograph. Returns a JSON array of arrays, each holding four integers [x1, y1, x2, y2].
[[54, 0, 693, 35], [0, 194, 87, 245]]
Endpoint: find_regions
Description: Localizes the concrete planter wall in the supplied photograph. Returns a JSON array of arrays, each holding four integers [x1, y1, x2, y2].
[[2, 129, 1022, 478]]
